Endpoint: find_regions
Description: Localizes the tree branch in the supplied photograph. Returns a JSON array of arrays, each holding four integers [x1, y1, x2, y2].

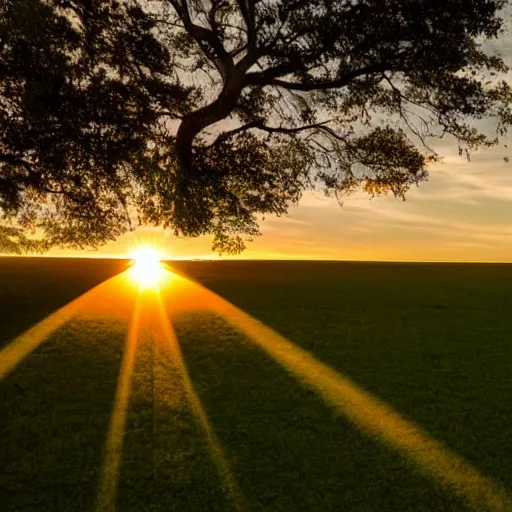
[[237, 0, 256, 50], [207, 119, 349, 148], [247, 62, 391, 90], [380, 72, 439, 152], [167, 0, 234, 79]]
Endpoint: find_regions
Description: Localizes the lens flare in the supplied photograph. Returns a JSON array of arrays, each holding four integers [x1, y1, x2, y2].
[[129, 248, 164, 287]]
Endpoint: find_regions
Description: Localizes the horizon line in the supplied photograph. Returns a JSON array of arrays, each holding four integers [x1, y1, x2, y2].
[[0, 254, 511, 264]]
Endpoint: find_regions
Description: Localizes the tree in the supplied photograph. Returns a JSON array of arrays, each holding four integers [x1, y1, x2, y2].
[[1, 0, 511, 254]]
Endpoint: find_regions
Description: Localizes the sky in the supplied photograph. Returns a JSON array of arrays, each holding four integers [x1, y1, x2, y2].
[[49, 12, 512, 263]]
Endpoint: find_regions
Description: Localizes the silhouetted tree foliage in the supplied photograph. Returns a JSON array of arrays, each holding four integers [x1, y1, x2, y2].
[[1, 0, 511, 253]]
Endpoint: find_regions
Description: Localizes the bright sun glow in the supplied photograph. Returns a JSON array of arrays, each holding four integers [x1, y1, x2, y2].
[[130, 248, 164, 286]]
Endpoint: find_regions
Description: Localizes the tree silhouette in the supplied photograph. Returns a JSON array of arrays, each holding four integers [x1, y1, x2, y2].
[[1, 0, 511, 253]]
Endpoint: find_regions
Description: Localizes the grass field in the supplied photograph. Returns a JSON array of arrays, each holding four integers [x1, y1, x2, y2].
[[0, 258, 511, 511]]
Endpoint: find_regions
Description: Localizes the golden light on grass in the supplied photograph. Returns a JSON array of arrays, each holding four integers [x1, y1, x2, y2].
[[96, 291, 142, 512], [129, 247, 165, 288], [153, 287, 247, 512], [170, 275, 512, 512], [0, 273, 128, 382]]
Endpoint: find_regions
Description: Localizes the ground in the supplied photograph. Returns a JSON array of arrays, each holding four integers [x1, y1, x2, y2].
[[0, 258, 511, 512]]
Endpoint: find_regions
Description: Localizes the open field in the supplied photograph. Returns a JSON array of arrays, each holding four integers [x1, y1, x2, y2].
[[0, 258, 511, 511]]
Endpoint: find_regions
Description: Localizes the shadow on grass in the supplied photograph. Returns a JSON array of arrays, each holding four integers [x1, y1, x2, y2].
[[114, 311, 240, 512], [0, 313, 239, 512], [176, 261, 512, 496], [174, 311, 476, 512], [0, 258, 128, 348], [0, 318, 125, 512]]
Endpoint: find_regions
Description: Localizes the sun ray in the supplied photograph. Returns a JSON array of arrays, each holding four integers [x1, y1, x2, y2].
[[96, 290, 143, 512], [153, 285, 247, 512], [0, 273, 128, 382], [168, 272, 512, 512]]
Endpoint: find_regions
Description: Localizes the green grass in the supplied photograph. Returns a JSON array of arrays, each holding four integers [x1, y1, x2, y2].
[[1, 258, 511, 511]]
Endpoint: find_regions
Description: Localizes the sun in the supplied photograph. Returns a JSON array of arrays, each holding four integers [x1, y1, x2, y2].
[[129, 247, 164, 287]]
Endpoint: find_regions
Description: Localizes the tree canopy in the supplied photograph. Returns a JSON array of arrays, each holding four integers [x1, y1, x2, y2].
[[1, 0, 511, 254]]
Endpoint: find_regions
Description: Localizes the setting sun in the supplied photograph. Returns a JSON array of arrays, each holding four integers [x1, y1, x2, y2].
[[129, 248, 164, 286]]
